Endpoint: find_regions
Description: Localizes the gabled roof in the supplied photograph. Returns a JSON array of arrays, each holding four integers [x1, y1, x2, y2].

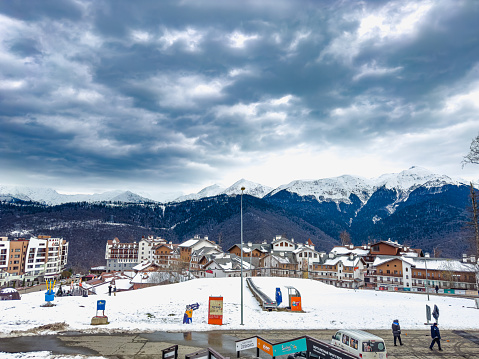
[[228, 243, 272, 254], [271, 236, 294, 245], [204, 254, 253, 271], [263, 253, 296, 264], [132, 261, 161, 271], [152, 243, 173, 250], [331, 246, 370, 256], [323, 255, 364, 267], [292, 246, 319, 254]]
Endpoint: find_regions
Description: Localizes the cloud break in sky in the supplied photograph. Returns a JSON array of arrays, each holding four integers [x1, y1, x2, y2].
[[0, 0, 478, 200]]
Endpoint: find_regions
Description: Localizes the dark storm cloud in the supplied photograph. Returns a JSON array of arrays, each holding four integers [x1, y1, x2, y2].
[[0, 0, 478, 195]]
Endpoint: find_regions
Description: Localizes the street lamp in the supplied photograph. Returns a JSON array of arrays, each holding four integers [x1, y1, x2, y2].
[[424, 257, 430, 301], [240, 186, 245, 325]]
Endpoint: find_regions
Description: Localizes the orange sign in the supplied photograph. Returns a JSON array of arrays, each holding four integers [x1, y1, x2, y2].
[[291, 296, 302, 311], [257, 338, 273, 355], [208, 296, 223, 325]]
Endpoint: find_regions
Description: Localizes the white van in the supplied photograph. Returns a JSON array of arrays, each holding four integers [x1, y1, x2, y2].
[[332, 329, 387, 359]]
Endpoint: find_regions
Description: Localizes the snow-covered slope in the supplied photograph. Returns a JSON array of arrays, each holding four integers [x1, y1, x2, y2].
[[269, 175, 374, 204], [1, 277, 477, 336], [267, 167, 467, 205], [0, 186, 153, 205]]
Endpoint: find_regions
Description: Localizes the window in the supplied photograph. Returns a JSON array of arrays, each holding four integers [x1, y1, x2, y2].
[[350, 338, 358, 349], [387, 270, 390, 274]]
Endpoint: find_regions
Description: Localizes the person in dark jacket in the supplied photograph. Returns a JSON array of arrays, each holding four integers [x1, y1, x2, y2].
[[391, 319, 403, 346], [430, 323, 442, 351]]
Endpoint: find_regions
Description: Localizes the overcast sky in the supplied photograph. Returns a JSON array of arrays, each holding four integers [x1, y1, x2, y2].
[[1, 0, 478, 200]]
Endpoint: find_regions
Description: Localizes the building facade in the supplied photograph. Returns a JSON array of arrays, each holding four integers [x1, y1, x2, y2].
[[0, 235, 69, 287]]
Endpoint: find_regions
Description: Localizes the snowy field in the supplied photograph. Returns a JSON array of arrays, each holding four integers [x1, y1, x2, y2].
[[1, 277, 478, 339]]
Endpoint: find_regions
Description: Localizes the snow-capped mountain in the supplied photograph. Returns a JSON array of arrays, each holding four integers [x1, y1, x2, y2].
[[0, 186, 153, 205], [267, 167, 467, 206], [174, 179, 273, 202], [173, 184, 226, 202], [268, 175, 374, 204], [222, 179, 273, 198]]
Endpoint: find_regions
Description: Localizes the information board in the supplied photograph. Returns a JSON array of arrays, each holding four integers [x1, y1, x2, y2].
[[273, 337, 307, 357], [208, 296, 223, 325]]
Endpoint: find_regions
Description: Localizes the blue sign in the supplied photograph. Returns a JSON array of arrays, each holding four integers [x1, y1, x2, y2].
[[97, 300, 106, 311], [273, 338, 307, 356], [276, 288, 282, 306]]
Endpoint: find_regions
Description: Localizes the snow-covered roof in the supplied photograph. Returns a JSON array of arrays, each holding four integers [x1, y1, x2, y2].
[[292, 246, 318, 254], [179, 239, 199, 247], [91, 266, 106, 271], [269, 255, 293, 264], [132, 261, 158, 271], [410, 258, 476, 272], [212, 256, 253, 271], [331, 247, 369, 256], [323, 257, 360, 267], [372, 256, 398, 267]]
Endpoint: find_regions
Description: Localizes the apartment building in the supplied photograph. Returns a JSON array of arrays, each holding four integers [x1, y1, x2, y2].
[[105, 237, 139, 272], [373, 255, 477, 291], [0, 235, 69, 287], [312, 253, 366, 288], [178, 235, 221, 267]]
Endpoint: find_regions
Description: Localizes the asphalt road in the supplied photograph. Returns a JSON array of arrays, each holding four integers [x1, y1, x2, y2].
[[1, 329, 479, 358]]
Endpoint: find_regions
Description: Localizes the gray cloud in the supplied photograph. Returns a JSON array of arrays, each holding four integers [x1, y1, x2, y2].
[[1, 0, 478, 197]]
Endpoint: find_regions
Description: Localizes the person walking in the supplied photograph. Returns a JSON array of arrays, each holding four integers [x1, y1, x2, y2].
[[429, 323, 442, 351], [113, 285, 117, 296], [435, 285, 439, 294], [392, 319, 403, 346], [108, 284, 112, 296]]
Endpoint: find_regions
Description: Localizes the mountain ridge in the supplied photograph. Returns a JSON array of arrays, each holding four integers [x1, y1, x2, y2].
[[0, 167, 469, 206]]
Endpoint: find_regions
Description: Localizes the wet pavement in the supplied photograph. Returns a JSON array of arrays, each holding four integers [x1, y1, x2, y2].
[[1, 329, 479, 358]]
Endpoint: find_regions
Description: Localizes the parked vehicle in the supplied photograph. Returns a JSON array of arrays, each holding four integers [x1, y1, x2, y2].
[[332, 329, 387, 359]]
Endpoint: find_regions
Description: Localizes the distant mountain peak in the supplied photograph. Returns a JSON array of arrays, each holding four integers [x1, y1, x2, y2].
[[173, 179, 273, 202]]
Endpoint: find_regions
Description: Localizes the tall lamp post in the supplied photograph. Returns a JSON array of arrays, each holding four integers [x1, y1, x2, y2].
[[240, 186, 245, 325], [425, 257, 430, 301]]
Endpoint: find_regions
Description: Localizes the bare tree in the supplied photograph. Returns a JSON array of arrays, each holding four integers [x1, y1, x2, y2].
[[340, 230, 352, 246], [463, 133, 479, 166], [439, 260, 457, 289]]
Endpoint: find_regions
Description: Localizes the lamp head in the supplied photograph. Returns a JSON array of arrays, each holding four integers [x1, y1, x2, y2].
[[241, 187, 245, 191]]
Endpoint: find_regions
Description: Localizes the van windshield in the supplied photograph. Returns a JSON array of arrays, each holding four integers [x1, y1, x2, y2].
[[362, 341, 385, 352]]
